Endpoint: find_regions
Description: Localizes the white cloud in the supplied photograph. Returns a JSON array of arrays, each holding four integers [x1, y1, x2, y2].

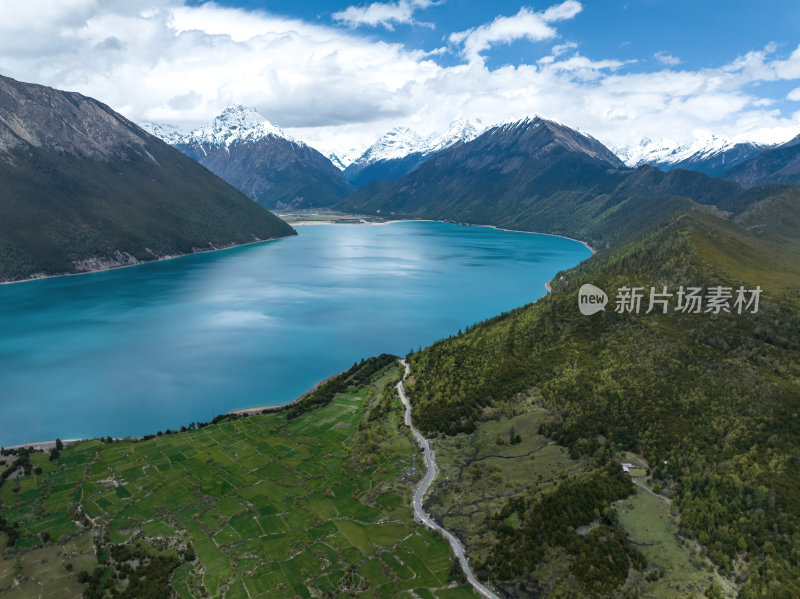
[[654, 51, 681, 66], [0, 1, 798, 155], [332, 0, 435, 30], [551, 41, 578, 57], [788, 88, 800, 101], [541, 0, 583, 22], [449, 1, 583, 64]]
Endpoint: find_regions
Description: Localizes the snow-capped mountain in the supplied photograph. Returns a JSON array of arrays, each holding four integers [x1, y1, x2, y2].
[[615, 135, 772, 177], [725, 133, 800, 186], [139, 121, 186, 145], [353, 127, 426, 166], [324, 152, 347, 171], [179, 105, 294, 148], [616, 135, 732, 167], [322, 147, 366, 171], [144, 105, 352, 209], [423, 117, 485, 155], [344, 118, 487, 187]]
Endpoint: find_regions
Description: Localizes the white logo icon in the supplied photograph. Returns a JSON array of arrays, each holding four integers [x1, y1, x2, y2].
[[578, 284, 608, 315]]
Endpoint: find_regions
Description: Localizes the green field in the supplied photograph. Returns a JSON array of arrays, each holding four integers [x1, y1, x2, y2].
[[0, 362, 477, 598]]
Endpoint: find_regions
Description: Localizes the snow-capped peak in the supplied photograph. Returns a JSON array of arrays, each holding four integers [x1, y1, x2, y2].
[[350, 118, 488, 168], [322, 146, 366, 170], [615, 134, 749, 167], [182, 105, 295, 147], [423, 117, 485, 154], [139, 121, 186, 145], [356, 127, 425, 164]]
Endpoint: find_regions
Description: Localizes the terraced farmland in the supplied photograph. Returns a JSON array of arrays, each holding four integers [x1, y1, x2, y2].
[[0, 362, 476, 598]]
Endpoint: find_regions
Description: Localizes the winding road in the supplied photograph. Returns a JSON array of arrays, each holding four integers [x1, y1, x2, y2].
[[397, 360, 501, 599]]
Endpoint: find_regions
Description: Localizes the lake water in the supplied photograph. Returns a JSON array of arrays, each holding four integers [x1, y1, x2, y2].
[[0, 221, 590, 446]]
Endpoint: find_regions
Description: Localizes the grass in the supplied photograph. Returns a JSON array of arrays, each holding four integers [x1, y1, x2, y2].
[[0, 363, 478, 598], [0, 532, 96, 597], [614, 454, 734, 598], [425, 397, 742, 598], [427, 398, 589, 549]]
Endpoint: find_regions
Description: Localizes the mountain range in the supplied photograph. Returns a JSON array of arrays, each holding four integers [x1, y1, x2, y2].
[[143, 108, 800, 196], [616, 136, 772, 177], [0, 75, 294, 282], [143, 106, 354, 210], [338, 116, 800, 249], [342, 118, 485, 187], [725, 133, 800, 186]]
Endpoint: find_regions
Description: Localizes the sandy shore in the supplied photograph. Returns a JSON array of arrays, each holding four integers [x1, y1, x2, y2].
[[4, 438, 85, 451], [227, 367, 347, 415]]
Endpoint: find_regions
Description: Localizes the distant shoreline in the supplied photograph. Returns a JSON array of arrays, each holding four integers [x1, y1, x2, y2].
[[284, 214, 596, 254], [3, 219, 593, 287], [0, 234, 291, 287]]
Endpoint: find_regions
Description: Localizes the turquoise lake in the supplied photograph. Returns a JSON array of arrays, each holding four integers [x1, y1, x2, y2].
[[0, 221, 590, 446]]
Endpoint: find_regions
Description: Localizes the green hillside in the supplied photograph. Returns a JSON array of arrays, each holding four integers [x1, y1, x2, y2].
[[0, 358, 477, 599], [405, 205, 800, 597], [0, 144, 296, 282], [0, 75, 296, 282]]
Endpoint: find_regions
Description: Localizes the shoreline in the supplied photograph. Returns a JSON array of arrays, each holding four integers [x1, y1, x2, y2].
[[0, 234, 292, 287], [4, 369, 349, 451], [226, 367, 346, 416], [285, 215, 596, 254], [288, 219, 406, 226]]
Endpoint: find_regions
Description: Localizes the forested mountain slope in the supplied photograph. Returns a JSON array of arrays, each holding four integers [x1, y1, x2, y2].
[[0, 76, 295, 282], [406, 203, 800, 597]]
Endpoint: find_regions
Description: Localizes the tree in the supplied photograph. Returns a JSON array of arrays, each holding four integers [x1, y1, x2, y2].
[[55, 438, 63, 451], [705, 581, 724, 599]]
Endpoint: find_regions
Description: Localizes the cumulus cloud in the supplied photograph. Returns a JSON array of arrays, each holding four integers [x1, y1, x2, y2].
[[332, 0, 435, 30], [0, 0, 441, 131], [0, 0, 798, 155], [654, 51, 681, 66], [449, 1, 583, 64], [788, 88, 800, 101]]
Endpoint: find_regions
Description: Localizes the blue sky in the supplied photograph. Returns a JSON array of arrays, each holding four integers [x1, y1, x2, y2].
[[1, 0, 799, 157], [216, 0, 799, 71], [204, 0, 800, 71]]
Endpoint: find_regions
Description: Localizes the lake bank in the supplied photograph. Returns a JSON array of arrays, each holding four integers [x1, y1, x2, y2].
[[0, 234, 292, 286]]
